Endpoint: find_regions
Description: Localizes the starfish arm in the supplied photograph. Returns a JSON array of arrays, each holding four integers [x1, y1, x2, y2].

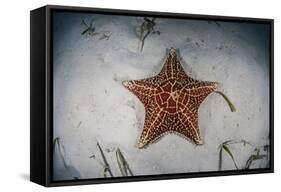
[[184, 81, 218, 105], [138, 105, 168, 148], [122, 79, 157, 106], [157, 48, 199, 85], [158, 48, 187, 80], [173, 111, 203, 145]]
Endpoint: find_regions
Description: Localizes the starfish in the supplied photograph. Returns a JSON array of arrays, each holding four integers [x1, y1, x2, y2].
[[123, 48, 218, 148]]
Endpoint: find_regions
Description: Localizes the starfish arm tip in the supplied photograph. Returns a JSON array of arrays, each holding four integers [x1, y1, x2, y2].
[[168, 47, 177, 56], [122, 80, 130, 87], [137, 141, 146, 149], [214, 82, 219, 89], [196, 139, 204, 145]]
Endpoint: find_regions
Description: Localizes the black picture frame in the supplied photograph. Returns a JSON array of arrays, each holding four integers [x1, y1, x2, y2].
[[30, 5, 274, 187]]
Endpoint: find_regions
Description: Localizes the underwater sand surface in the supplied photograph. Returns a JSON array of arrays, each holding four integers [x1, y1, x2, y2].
[[52, 12, 270, 180]]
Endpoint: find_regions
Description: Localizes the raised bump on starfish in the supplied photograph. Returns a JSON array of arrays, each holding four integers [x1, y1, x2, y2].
[[123, 47, 219, 148]]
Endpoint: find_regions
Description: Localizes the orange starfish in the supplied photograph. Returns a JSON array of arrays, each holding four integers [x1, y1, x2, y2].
[[123, 48, 218, 148]]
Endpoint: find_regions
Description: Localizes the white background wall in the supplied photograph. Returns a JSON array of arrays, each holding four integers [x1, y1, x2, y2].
[[0, 0, 279, 191]]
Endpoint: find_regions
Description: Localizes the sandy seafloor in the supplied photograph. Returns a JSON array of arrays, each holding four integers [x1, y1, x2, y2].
[[52, 11, 270, 180]]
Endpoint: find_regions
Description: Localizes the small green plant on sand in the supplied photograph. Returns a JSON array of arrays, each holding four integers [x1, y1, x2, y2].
[[214, 91, 236, 112], [81, 19, 111, 40], [53, 137, 68, 169], [90, 142, 134, 177], [136, 17, 160, 52], [218, 139, 269, 170]]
